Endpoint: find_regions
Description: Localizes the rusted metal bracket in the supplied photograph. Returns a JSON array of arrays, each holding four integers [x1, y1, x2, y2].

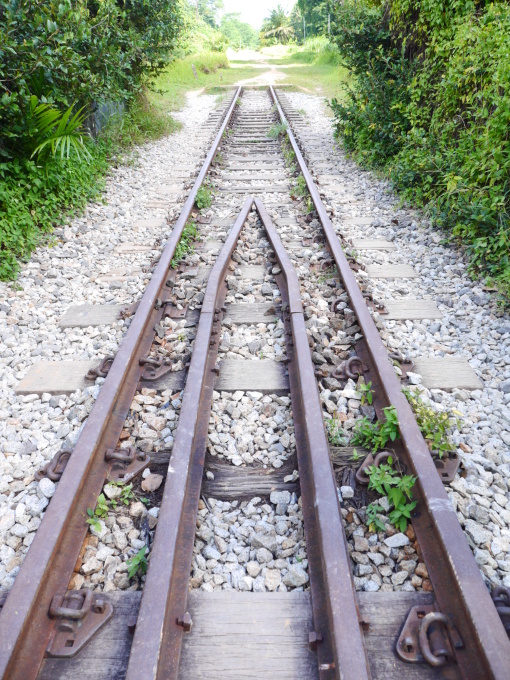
[[492, 586, 510, 637], [176, 612, 193, 632], [35, 446, 73, 482], [86, 355, 115, 381], [309, 631, 323, 651], [105, 446, 150, 484], [163, 302, 188, 319], [433, 453, 460, 484], [396, 604, 464, 667], [330, 355, 368, 382], [139, 355, 175, 381], [387, 352, 415, 380], [118, 301, 140, 320], [46, 590, 113, 658], [355, 450, 393, 485], [364, 296, 388, 315]]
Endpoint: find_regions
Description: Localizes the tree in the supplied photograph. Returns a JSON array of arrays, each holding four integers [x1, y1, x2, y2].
[[261, 5, 295, 45], [219, 13, 259, 49]]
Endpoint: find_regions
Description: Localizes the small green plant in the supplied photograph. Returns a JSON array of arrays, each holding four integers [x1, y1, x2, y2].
[[267, 122, 287, 139], [171, 221, 198, 268], [358, 381, 373, 406], [366, 456, 417, 532], [403, 388, 460, 458], [140, 497, 150, 505], [325, 415, 347, 446], [351, 405, 400, 453], [282, 137, 296, 167], [109, 483, 135, 508], [366, 503, 385, 532], [28, 96, 90, 162], [86, 493, 109, 532], [350, 448, 361, 462], [195, 185, 213, 210], [126, 546, 148, 578], [292, 174, 308, 199]]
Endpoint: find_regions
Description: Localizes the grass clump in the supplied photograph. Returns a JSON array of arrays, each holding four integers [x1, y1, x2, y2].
[[351, 405, 400, 454], [403, 388, 460, 459], [366, 455, 417, 533], [171, 221, 199, 269], [195, 185, 213, 210]]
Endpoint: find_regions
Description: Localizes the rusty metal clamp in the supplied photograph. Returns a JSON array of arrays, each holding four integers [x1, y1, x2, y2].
[[105, 446, 150, 484], [35, 446, 73, 482], [492, 586, 510, 636], [49, 589, 93, 621], [139, 356, 163, 368], [47, 590, 113, 658], [397, 604, 463, 666], [355, 450, 393, 485], [105, 445, 136, 464], [419, 612, 461, 667], [331, 355, 367, 381], [319, 258, 334, 271], [86, 355, 115, 380], [330, 297, 345, 313]]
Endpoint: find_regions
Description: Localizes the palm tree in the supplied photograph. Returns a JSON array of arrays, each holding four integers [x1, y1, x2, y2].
[[262, 5, 295, 44]]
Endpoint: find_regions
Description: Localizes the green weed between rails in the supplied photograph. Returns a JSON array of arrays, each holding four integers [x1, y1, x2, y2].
[[358, 380, 374, 406], [325, 415, 347, 447], [403, 388, 461, 459], [85, 493, 109, 533], [365, 456, 417, 533], [195, 185, 213, 210], [267, 122, 288, 139], [351, 405, 400, 454], [85, 482, 137, 532], [127, 546, 148, 579], [171, 221, 198, 269]]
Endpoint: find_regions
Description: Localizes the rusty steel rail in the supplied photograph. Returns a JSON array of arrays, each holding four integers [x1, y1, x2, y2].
[[270, 85, 510, 679], [125, 197, 253, 680], [0, 87, 241, 680], [255, 198, 371, 679]]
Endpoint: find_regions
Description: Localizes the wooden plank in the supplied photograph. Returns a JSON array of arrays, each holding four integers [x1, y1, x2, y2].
[[58, 304, 126, 328], [351, 239, 397, 251], [132, 217, 166, 230], [36, 591, 449, 680], [203, 459, 299, 500], [155, 185, 183, 196], [96, 269, 142, 283], [37, 592, 141, 680], [114, 243, 154, 255], [359, 591, 450, 680], [179, 592, 318, 680], [15, 361, 97, 395], [413, 357, 482, 391], [142, 369, 186, 393], [224, 302, 280, 324], [382, 300, 442, 321], [216, 359, 289, 392], [365, 265, 419, 279]]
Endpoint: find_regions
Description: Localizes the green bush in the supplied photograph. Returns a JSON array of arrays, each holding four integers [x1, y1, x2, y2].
[[0, 97, 174, 281], [330, 0, 510, 298], [0, 0, 184, 280]]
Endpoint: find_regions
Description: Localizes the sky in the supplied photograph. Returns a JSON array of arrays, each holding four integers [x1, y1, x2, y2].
[[221, 0, 296, 29]]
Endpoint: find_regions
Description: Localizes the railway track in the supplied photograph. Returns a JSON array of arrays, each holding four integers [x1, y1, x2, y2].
[[0, 86, 509, 679]]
